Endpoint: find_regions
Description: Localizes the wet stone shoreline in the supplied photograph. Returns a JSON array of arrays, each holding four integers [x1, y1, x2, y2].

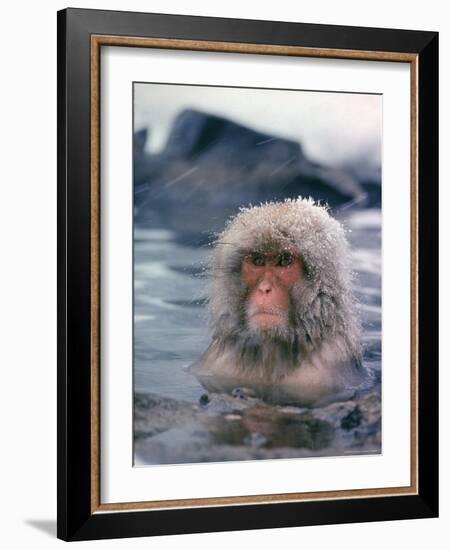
[[134, 390, 381, 465]]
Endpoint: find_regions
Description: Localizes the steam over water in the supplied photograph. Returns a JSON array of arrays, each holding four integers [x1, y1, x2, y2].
[[133, 208, 381, 403]]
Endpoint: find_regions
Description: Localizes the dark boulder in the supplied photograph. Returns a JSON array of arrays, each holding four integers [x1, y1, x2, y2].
[[134, 109, 380, 244]]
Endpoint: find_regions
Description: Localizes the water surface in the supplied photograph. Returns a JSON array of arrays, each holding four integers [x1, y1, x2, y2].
[[134, 208, 381, 400], [133, 208, 382, 463]]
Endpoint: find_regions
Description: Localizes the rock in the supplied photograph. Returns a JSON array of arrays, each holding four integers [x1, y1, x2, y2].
[[231, 386, 256, 400], [134, 393, 199, 440], [133, 109, 379, 244], [340, 405, 364, 430], [134, 389, 381, 464], [199, 393, 210, 406]]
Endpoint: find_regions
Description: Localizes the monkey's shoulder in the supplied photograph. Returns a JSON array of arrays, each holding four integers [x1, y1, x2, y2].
[[191, 336, 367, 406]]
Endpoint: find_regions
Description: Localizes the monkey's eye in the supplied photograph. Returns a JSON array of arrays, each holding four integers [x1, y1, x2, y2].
[[251, 255, 265, 267], [278, 252, 293, 267]]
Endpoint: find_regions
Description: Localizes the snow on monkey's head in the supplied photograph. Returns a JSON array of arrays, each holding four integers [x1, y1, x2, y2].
[[207, 198, 362, 365]]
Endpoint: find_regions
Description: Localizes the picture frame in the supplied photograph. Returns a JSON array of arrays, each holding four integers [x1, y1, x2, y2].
[[57, 7, 438, 541]]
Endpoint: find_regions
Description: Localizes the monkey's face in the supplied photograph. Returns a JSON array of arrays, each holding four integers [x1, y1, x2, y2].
[[241, 250, 304, 332]]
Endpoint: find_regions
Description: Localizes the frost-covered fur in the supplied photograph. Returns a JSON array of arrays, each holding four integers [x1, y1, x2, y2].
[[193, 198, 367, 405]]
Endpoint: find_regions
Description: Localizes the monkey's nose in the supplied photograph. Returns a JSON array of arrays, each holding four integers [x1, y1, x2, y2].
[[258, 280, 273, 294]]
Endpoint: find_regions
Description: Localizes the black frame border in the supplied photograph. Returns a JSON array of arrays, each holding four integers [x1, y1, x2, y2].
[[57, 7, 438, 541]]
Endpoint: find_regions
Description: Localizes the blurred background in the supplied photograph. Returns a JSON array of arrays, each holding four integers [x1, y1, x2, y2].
[[133, 84, 382, 243]]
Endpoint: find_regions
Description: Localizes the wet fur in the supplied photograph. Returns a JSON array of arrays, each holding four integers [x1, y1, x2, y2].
[[192, 198, 368, 404]]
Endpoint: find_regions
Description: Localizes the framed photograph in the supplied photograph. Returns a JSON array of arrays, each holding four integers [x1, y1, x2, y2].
[[57, 8, 438, 541]]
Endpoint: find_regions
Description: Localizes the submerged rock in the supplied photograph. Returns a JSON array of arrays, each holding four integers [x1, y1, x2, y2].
[[134, 389, 381, 465], [341, 405, 363, 430]]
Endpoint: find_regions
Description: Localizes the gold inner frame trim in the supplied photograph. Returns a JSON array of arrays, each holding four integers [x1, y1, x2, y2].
[[90, 34, 419, 514]]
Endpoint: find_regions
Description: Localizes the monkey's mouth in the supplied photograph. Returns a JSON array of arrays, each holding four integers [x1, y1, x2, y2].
[[250, 310, 283, 319], [248, 307, 288, 328]]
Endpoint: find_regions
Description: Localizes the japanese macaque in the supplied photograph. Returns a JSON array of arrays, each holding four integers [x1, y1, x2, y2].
[[192, 198, 369, 406]]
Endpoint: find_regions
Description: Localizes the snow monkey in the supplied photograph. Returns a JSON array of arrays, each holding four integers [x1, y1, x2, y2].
[[192, 198, 369, 406]]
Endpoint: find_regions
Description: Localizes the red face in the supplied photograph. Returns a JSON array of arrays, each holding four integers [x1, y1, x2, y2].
[[241, 251, 304, 330]]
